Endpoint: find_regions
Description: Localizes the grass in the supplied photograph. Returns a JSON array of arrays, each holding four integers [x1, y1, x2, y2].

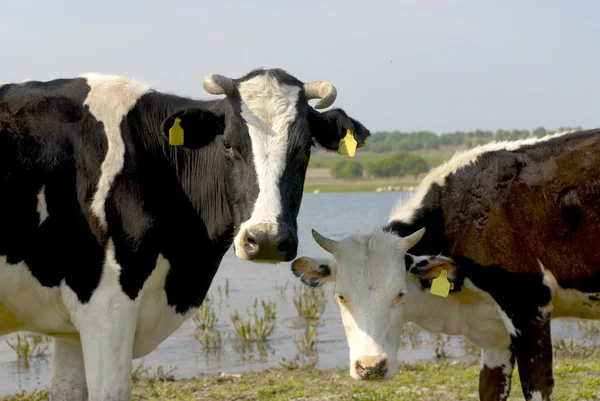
[[4, 346, 599, 401], [303, 180, 419, 193]]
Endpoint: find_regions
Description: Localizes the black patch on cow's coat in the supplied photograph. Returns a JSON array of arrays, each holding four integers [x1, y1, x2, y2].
[[0, 78, 108, 303]]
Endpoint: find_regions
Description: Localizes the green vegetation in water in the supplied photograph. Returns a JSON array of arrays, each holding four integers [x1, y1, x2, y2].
[[292, 285, 327, 320], [230, 298, 277, 342], [6, 334, 51, 359], [279, 324, 318, 371], [192, 296, 218, 331], [5, 347, 599, 401]]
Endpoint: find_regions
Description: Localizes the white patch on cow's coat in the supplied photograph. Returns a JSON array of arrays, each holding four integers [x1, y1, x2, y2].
[[81, 73, 150, 228], [62, 239, 139, 401], [50, 336, 88, 401], [538, 260, 555, 318], [481, 346, 514, 399], [530, 391, 545, 401], [0, 258, 73, 335], [233, 73, 301, 259], [132, 254, 196, 358], [406, 278, 510, 349], [37, 185, 48, 225], [494, 304, 520, 337], [389, 129, 577, 224]]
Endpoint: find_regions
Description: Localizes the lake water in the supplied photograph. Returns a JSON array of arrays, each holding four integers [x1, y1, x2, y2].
[[1, 192, 599, 396]]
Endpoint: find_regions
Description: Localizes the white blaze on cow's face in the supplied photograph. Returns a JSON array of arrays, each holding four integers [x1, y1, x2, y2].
[[291, 227, 426, 380], [202, 70, 339, 264], [233, 74, 301, 262]]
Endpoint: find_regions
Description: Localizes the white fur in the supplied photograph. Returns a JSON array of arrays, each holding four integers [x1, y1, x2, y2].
[[132, 254, 196, 358], [62, 239, 139, 401], [37, 185, 48, 225], [389, 130, 577, 224], [481, 346, 514, 400], [81, 73, 150, 229], [50, 337, 88, 401], [530, 391, 545, 401], [0, 258, 73, 335], [233, 74, 301, 259]]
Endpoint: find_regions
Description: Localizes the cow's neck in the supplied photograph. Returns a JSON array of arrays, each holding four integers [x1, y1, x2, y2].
[[133, 92, 233, 244]]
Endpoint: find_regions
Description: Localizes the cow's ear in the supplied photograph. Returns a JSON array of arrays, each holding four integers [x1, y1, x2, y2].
[[308, 108, 370, 151], [161, 108, 225, 149], [291, 256, 335, 287], [405, 254, 459, 288]]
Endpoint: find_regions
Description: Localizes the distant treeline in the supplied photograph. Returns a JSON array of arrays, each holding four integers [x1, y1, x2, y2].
[[359, 126, 583, 153], [332, 152, 429, 179]]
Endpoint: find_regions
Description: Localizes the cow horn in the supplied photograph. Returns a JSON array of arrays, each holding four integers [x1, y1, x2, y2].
[[303, 81, 337, 109], [404, 228, 426, 250], [203, 73, 234, 96], [311, 229, 338, 254]]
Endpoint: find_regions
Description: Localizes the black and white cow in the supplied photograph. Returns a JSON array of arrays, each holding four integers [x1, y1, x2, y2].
[[0, 68, 370, 401], [292, 129, 600, 401]]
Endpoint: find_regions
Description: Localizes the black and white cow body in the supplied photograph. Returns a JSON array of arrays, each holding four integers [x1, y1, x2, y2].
[[292, 129, 600, 401], [0, 69, 370, 401]]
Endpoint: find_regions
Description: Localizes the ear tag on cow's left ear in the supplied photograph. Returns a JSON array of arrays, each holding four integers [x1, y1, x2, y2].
[[430, 269, 454, 298], [338, 129, 357, 157], [169, 117, 184, 146]]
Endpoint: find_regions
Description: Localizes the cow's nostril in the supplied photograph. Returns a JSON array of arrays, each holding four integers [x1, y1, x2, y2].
[[277, 237, 293, 253]]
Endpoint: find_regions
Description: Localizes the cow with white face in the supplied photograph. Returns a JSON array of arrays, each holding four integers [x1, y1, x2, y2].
[[291, 227, 429, 380]]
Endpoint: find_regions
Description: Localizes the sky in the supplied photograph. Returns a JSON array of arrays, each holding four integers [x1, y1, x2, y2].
[[1, 0, 599, 133]]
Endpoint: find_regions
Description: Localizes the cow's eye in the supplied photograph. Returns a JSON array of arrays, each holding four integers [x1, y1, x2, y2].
[[223, 140, 232, 151], [337, 294, 346, 304], [393, 291, 405, 305]]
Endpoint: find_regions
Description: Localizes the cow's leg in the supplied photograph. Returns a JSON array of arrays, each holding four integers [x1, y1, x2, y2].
[[494, 303, 553, 401], [77, 291, 138, 401], [512, 316, 553, 400], [50, 336, 88, 401], [479, 343, 515, 401], [64, 261, 139, 400]]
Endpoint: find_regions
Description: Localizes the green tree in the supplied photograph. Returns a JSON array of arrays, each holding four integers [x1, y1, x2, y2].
[[365, 152, 429, 178], [331, 160, 364, 179]]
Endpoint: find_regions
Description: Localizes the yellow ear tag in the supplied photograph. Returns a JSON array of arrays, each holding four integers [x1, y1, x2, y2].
[[169, 117, 184, 146], [430, 270, 454, 298], [338, 129, 358, 157]]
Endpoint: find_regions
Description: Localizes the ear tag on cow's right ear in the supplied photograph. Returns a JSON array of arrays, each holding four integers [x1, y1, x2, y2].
[[338, 129, 358, 157], [430, 270, 454, 298], [169, 117, 184, 146]]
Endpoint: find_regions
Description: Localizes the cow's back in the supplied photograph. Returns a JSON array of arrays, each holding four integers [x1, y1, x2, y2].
[[448, 130, 600, 283]]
